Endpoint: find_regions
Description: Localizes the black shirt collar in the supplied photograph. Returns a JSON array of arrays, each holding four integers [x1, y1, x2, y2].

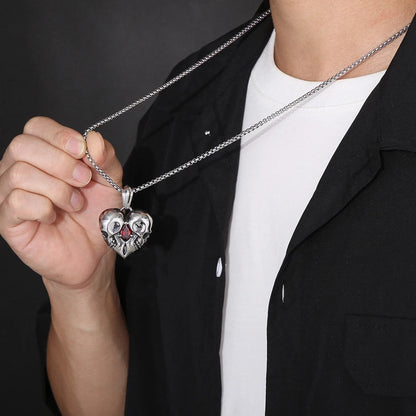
[[378, 13, 416, 151]]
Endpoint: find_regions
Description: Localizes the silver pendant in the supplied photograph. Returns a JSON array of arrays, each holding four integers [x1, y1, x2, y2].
[[99, 187, 153, 258]]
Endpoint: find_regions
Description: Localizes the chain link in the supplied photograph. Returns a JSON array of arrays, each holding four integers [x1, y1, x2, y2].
[[82, 10, 409, 194], [83, 9, 271, 193]]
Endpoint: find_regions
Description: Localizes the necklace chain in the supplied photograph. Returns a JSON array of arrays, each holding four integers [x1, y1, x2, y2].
[[83, 9, 410, 194]]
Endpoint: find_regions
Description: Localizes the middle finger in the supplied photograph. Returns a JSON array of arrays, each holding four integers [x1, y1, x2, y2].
[[1, 134, 92, 186], [0, 161, 84, 212]]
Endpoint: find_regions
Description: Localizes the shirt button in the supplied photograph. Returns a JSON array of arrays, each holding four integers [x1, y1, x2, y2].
[[279, 281, 295, 308], [216, 257, 223, 277]]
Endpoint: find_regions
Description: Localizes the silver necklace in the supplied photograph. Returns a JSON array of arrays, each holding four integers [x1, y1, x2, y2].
[[85, 9, 410, 258]]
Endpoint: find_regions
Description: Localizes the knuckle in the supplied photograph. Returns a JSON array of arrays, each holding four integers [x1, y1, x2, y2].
[[8, 162, 28, 187], [7, 189, 25, 210], [23, 116, 47, 135], [7, 135, 26, 160]]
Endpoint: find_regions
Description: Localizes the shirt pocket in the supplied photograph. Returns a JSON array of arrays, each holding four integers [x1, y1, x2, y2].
[[344, 314, 416, 397]]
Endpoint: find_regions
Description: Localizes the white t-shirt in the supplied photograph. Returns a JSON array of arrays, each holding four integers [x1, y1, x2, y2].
[[220, 32, 385, 415]]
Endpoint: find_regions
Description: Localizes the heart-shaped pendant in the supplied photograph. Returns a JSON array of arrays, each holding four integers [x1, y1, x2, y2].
[[99, 186, 153, 258], [100, 207, 153, 258]]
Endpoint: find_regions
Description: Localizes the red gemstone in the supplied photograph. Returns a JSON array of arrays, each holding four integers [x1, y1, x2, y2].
[[120, 224, 132, 241]]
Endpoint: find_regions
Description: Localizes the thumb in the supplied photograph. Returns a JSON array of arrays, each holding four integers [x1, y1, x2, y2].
[[83, 131, 123, 187]]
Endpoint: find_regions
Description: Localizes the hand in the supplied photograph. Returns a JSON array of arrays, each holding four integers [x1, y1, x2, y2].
[[0, 117, 123, 287]]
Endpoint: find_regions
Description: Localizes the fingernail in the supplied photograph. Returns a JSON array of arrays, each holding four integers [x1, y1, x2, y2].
[[65, 137, 85, 157], [72, 163, 92, 184], [70, 190, 84, 211]]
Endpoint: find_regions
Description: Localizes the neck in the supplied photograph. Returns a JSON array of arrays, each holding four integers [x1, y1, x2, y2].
[[270, 0, 416, 80]]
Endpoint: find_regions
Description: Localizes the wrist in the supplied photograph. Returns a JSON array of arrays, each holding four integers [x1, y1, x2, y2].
[[43, 259, 123, 333]]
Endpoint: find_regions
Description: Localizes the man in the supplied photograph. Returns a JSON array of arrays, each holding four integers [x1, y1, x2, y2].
[[1, 0, 415, 414]]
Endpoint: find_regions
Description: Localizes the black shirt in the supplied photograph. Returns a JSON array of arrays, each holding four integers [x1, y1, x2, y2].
[[41, 1, 416, 414]]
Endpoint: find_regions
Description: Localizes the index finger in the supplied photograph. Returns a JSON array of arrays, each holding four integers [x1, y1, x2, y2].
[[23, 116, 86, 159]]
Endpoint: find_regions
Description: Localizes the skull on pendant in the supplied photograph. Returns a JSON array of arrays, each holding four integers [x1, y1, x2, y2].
[[100, 208, 153, 258]]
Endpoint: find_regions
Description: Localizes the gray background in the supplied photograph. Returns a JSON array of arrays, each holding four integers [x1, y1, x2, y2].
[[0, 1, 259, 413]]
